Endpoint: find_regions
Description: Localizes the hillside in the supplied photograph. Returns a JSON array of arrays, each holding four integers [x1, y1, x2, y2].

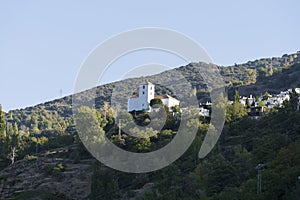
[[0, 145, 94, 199], [1, 51, 300, 199], [6, 51, 300, 133], [235, 63, 300, 97]]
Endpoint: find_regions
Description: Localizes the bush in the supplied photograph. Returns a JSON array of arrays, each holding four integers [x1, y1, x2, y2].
[[25, 155, 38, 161], [43, 163, 65, 176]]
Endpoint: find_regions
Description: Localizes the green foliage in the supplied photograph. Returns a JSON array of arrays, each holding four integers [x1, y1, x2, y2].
[[43, 163, 65, 177], [24, 154, 37, 161], [91, 163, 120, 200], [226, 102, 248, 123], [258, 101, 265, 107], [0, 105, 8, 166], [150, 98, 163, 108], [91, 101, 300, 199], [285, 88, 300, 111], [234, 90, 240, 103], [1, 54, 300, 199], [75, 106, 106, 148], [0, 105, 7, 141]]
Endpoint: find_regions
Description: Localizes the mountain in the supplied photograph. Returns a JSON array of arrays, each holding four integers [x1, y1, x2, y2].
[[1, 51, 300, 199], [234, 62, 300, 97], [6, 51, 300, 132]]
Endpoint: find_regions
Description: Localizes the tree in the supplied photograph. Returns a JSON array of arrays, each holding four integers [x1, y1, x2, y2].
[[259, 101, 265, 108], [234, 90, 240, 104], [267, 68, 274, 76], [258, 68, 267, 80], [163, 105, 177, 130], [288, 88, 299, 111], [75, 106, 106, 150], [262, 92, 271, 101], [30, 117, 40, 135], [126, 127, 156, 152], [0, 105, 7, 142], [91, 163, 119, 200], [191, 87, 197, 97], [246, 68, 256, 83], [0, 105, 8, 163], [100, 102, 116, 132], [226, 92, 248, 123], [150, 98, 163, 108], [246, 98, 250, 107], [102, 101, 109, 120]]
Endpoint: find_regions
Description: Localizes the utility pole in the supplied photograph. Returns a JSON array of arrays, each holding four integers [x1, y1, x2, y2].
[[255, 163, 266, 195], [118, 119, 122, 136], [297, 176, 300, 199]]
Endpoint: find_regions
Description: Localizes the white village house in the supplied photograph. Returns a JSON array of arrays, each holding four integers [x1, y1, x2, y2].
[[236, 88, 300, 110], [128, 82, 180, 112]]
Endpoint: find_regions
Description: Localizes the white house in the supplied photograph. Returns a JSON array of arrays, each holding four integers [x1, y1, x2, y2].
[[128, 82, 180, 112], [155, 95, 180, 109], [198, 107, 210, 117]]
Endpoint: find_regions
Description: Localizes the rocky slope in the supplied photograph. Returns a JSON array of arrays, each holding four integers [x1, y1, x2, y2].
[[0, 146, 94, 200]]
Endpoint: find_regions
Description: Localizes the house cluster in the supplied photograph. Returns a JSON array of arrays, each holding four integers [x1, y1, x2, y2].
[[128, 82, 211, 117], [128, 82, 300, 118], [234, 88, 300, 110]]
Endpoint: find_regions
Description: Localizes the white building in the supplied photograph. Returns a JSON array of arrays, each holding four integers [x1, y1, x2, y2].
[[128, 82, 180, 112], [155, 95, 180, 109], [198, 107, 210, 117], [128, 82, 155, 112]]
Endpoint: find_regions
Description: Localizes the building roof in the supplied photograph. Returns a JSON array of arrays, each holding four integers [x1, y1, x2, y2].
[[146, 81, 154, 85], [155, 94, 179, 101]]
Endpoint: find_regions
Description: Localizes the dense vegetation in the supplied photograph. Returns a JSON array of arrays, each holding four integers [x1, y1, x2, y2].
[[0, 52, 299, 199], [89, 92, 300, 200]]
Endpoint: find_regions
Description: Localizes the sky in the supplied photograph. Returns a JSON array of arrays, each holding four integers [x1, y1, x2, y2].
[[0, 0, 299, 112]]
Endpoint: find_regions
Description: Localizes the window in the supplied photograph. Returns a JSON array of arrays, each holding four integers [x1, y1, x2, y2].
[[150, 92, 152, 95], [150, 86, 152, 90], [143, 85, 145, 89], [143, 92, 145, 95], [142, 104, 144, 107]]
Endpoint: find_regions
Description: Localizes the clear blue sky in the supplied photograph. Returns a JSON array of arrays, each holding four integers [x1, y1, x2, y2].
[[0, 0, 299, 112]]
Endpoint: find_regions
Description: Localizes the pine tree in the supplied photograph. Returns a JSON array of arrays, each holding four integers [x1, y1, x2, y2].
[[234, 90, 240, 104], [0, 105, 8, 162], [0, 105, 7, 140], [288, 88, 299, 111], [246, 98, 250, 107]]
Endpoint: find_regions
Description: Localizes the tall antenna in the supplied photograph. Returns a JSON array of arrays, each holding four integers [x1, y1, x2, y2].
[[256, 163, 266, 195], [60, 89, 63, 98]]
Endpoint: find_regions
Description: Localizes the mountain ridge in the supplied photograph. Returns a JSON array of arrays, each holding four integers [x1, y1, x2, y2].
[[4, 51, 300, 136], [10, 51, 300, 112]]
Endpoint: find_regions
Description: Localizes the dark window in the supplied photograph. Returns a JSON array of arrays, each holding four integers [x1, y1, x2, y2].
[[150, 86, 152, 90], [143, 85, 145, 89], [143, 92, 145, 95], [142, 104, 144, 107]]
